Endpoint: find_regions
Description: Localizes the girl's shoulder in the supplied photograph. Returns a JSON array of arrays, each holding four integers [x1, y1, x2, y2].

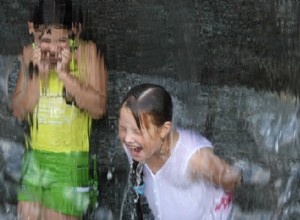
[[177, 128, 213, 151]]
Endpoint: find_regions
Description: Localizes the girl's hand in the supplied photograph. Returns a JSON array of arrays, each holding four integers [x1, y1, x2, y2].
[[56, 48, 71, 79], [32, 47, 50, 75]]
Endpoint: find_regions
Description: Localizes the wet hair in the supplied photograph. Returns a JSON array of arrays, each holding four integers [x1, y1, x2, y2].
[[120, 84, 173, 219], [31, 0, 83, 30], [120, 83, 173, 130]]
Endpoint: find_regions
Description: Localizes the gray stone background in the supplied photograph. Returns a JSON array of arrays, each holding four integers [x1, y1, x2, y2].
[[1, 0, 300, 96], [1, 0, 300, 219]]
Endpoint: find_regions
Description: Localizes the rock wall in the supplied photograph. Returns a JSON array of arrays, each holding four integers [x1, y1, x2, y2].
[[1, 0, 300, 95], [1, 0, 300, 219]]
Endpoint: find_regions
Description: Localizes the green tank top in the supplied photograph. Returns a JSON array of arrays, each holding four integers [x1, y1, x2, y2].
[[29, 65, 91, 153]]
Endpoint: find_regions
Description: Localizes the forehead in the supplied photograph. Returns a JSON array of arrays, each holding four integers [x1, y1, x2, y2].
[[34, 25, 69, 37], [119, 106, 155, 130], [119, 107, 136, 124]]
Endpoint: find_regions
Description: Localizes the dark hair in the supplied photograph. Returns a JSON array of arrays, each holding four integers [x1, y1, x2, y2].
[[120, 83, 173, 130], [31, 0, 82, 29], [120, 84, 172, 219]]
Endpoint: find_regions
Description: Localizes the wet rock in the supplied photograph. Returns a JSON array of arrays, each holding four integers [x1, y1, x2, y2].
[[0, 139, 24, 183]]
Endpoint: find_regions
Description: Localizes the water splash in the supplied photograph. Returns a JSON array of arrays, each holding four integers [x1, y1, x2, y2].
[[272, 163, 300, 220]]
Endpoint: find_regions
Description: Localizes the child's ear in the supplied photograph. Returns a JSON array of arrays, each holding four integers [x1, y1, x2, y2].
[[28, 22, 34, 34], [160, 121, 172, 139]]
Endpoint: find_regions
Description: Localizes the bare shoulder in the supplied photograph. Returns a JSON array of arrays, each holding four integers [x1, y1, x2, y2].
[[75, 40, 99, 61], [189, 147, 214, 169], [78, 40, 98, 51], [191, 147, 214, 159]]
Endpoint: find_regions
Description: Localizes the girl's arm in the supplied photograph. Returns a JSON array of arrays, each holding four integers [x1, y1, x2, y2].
[[188, 147, 242, 192], [12, 45, 40, 120], [58, 41, 107, 119]]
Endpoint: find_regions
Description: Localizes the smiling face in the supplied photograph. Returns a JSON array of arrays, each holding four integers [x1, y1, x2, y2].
[[29, 22, 70, 66], [118, 84, 174, 165], [118, 106, 163, 163], [39, 26, 69, 52]]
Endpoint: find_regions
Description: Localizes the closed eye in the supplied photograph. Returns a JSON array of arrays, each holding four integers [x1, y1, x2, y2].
[[41, 38, 51, 43], [59, 38, 68, 43]]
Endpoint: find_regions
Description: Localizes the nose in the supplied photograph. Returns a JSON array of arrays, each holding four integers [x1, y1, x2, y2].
[[49, 43, 57, 53], [124, 131, 134, 143]]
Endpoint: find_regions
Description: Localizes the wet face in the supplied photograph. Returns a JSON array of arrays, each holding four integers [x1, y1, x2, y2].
[[31, 24, 70, 65], [118, 106, 163, 163]]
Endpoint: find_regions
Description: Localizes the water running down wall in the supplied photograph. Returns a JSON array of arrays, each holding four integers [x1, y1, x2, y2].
[[1, 0, 300, 219]]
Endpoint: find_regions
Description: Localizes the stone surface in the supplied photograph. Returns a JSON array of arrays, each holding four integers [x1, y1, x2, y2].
[[1, 0, 300, 219], [2, 64, 300, 219], [1, 0, 300, 96]]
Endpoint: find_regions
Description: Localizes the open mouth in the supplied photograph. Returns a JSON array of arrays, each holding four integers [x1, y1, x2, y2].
[[129, 146, 143, 153], [49, 58, 57, 64], [50, 54, 59, 63], [42, 51, 61, 64]]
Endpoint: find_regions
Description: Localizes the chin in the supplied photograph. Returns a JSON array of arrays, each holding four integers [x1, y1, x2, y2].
[[131, 154, 145, 163]]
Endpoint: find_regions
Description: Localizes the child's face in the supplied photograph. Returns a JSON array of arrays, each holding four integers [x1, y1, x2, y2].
[[30, 23, 70, 65], [118, 106, 163, 163], [39, 25, 69, 51]]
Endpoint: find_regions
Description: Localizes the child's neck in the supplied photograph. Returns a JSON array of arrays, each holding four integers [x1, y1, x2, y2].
[[147, 129, 179, 174]]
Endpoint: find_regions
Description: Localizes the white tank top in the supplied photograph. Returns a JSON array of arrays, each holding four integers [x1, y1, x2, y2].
[[143, 129, 233, 220]]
